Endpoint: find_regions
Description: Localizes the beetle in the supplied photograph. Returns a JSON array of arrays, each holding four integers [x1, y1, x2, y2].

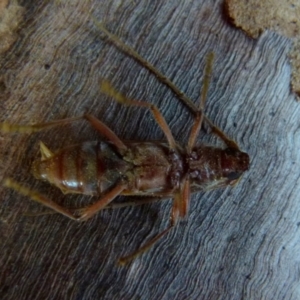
[[0, 25, 249, 264]]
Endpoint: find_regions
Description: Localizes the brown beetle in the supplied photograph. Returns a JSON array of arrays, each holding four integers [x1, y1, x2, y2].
[[0, 25, 249, 264]]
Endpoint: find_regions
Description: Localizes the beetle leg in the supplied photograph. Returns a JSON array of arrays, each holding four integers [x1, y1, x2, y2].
[[93, 19, 198, 114], [178, 177, 191, 218], [84, 114, 127, 152], [0, 116, 83, 134], [74, 183, 127, 221], [25, 197, 172, 217], [3, 178, 126, 221], [186, 52, 240, 151], [3, 178, 78, 220], [118, 225, 173, 266], [101, 80, 177, 150], [93, 21, 241, 151], [118, 178, 190, 265], [0, 115, 128, 153], [187, 53, 214, 152], [86, 196, 169, 210]]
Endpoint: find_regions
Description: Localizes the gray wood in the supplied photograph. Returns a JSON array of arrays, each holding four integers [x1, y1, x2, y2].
[[0, 1, 299, 299]]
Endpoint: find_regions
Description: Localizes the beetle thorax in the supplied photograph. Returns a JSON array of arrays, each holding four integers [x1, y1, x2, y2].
[[168, 150, 185, 189]]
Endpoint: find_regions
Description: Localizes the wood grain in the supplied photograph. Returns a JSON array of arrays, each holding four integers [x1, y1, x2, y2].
[[0, 1, 299, 299]]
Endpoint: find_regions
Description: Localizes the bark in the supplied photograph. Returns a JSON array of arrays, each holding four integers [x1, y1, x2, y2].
[[0, 1, 299, 299]]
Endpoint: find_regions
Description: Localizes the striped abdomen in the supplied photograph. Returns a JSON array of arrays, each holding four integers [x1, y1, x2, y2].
[[31, 141, 131, 195]]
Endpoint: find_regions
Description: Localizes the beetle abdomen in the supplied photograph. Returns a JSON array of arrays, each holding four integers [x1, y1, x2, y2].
[[32, 141, 131, 195]]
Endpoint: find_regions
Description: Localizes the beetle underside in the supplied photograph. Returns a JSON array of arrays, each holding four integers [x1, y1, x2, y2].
[[0, 25, 249, 265]]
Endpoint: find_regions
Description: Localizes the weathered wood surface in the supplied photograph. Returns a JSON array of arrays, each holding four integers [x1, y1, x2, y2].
[[0, 1, 299, 299]]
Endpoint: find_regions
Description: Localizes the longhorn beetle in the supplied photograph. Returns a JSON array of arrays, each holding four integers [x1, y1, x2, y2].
[[0, 22, 249, 265]]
